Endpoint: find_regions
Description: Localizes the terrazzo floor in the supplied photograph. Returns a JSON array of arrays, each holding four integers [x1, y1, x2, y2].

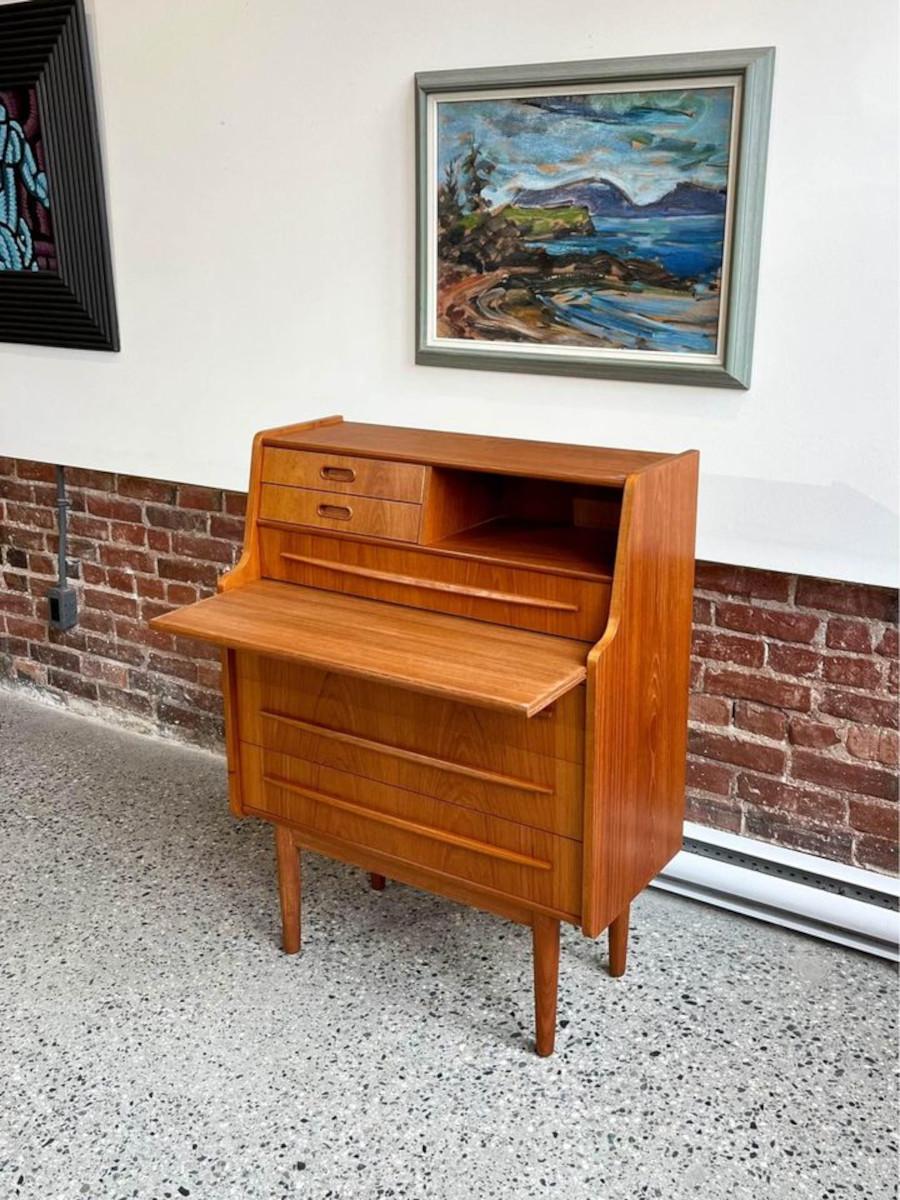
[[0, 688, 896, 1200]]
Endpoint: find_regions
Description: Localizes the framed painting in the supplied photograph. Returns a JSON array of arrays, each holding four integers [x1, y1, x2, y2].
[[0, 0, 118, 350], [416, 48, 774, 388]]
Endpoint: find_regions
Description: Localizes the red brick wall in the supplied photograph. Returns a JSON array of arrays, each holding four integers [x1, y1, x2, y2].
[[1, 456, 897, 874]]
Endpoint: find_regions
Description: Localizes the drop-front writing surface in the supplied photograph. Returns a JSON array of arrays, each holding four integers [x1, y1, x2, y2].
[[150, 416, 699, 1057]]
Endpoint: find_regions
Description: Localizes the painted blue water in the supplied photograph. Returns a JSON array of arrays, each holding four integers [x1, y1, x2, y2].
[[529, 214, 725, 280], [540, 287, 716, 354]]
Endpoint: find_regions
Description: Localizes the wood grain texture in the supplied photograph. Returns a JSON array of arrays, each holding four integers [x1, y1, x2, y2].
[[150, 580, 588, 716], [260, 484, 422, 543], [237, 652, 585, 763], [532, 915, 560, 1057], [219, 415, 342, 594], [259, 527, 610, 639], [262, 447, 426, 502], [242, 744, 582, 918], [274, 824, 301, 954], [581, 451, 699, 937], [247, 710, 582, 840], [269, 421, 669, 485]]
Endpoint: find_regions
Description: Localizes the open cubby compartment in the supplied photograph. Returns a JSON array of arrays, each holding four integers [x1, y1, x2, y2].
[[420, 468, 621, 581]]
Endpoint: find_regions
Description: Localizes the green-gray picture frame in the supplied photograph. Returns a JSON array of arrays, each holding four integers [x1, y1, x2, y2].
[[415, 47, 775, 389]]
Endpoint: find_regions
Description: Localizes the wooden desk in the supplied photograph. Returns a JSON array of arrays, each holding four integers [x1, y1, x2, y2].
[[152, 417, 699, 1056]]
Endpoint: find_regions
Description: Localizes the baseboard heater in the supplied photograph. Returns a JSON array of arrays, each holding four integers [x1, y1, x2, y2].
[[652, 822, 900, 961]]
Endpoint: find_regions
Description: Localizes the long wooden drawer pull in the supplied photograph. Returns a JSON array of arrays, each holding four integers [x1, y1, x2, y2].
[[320, 465, 356, 483], [316, 503, 353, 520], [259, 709, 554, 795], [262, 774, 553, 871], [279, 552, 580, 614]]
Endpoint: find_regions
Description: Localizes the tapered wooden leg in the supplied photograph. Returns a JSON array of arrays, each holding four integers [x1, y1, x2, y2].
[[274, 825, 301, 954], [532, 914, 560, 1057], [369, 873, 386, 891], [608, 905, 629, 977]]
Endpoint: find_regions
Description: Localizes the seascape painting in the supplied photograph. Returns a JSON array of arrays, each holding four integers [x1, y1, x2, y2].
[[0, 86, 56, 272], [426, 77, 740, 366]]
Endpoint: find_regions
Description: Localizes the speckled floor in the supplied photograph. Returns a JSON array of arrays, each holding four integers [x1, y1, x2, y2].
[[0, 689, 896, 1200]]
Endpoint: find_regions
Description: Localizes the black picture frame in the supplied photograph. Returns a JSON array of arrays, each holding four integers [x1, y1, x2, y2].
[[0, 0, 118, 350]]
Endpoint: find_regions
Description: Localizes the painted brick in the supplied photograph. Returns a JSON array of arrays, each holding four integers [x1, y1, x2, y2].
[[686, 794, 741, 832], [796, 578, 898, 622], [693, 629, 764, 668], [791, 750, 898, 802], [716, 601, 819, 644], [689, 694, 732, 726], [703, 668, 812, 712], [766, 643, 821, 678], [826, 618, 873, 653], [823, 655, 884, 690], [819, 689, 898, 730], [846, 726, 899, 766], [178, 485, 222, 512], [854, 834, 899, 873], [689, 730, 786, 775], [694, 563, 791, 601], [736, 773, 846, 825], [788, 718, 840, 750], [734, 701, 787, 740], [848, 797, 900, 839], [686, 756, 735, 796]]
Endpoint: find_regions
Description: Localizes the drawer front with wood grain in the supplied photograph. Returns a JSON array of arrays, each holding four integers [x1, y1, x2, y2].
[[258, 528, 610, 639], [240, 743, 582, 919], [252, 706, 582, 839], [235, 652, 585, 767], [259, 484, 422, 543], [262, 447, 426, 503]]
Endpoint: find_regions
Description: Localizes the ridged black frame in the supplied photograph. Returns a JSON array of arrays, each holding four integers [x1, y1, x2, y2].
[[0, 0, 118, 350]]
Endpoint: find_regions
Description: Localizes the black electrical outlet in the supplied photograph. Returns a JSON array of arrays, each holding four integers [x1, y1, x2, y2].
[[48, 585, 78, 631]]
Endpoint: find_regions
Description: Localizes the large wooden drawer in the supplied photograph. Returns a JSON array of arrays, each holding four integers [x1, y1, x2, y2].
[[258, 528, 610, 639], [259, 484, 421, 543], [251, 705, 581, 838], [262, 447, 426, 503], [240, 743, 582, 919], [235, 652, 585, 765]]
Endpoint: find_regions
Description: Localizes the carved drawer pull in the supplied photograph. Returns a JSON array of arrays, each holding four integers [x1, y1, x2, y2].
[[320, 465, 356, 483], [317, 502, 353, 520]]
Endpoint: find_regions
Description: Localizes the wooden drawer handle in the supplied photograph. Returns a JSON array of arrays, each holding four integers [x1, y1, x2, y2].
[[316, 502, 353, 521], [320, 465, 356, 483]]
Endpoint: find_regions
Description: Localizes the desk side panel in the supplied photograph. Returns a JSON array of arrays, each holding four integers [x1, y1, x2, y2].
[[582, 452, 699, 938]]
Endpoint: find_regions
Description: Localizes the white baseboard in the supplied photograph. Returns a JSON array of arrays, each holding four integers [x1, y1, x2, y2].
[[652, 822, 900, 961]]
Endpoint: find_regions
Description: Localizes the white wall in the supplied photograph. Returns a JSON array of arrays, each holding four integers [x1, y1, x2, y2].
[[1, 0, 897, 586]]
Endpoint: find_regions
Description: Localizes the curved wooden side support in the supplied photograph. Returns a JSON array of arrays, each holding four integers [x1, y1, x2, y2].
[[582, 452, 699, 939]]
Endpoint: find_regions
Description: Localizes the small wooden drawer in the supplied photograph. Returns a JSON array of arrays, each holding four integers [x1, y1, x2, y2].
[[253, 705, 582, 839], [258, 528, 610, 640], [240, 743, 582, 919], [262, 447, 426, 503], [259, 484, 421, 543]]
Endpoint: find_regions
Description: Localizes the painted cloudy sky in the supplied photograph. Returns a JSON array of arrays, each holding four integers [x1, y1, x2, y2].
[[437, 85, 735, 207]]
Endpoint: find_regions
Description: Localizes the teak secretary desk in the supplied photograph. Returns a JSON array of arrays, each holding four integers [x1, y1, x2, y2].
[[152, 417, 699, 1056]]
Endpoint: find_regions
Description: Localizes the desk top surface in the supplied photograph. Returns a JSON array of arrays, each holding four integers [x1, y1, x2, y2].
[[151, 580, 588, 716], [268, 420, 680, 487]]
